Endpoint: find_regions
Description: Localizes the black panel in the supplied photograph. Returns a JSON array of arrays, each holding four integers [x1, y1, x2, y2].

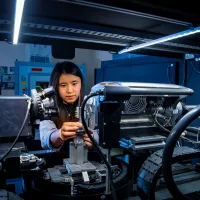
[[0, 97, 32, 138], [52, 40, 75, 59]]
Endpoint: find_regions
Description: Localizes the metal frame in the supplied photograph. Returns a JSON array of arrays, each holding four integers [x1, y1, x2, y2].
[[57, 0, 192, 27], [1, 1, 200, 57]]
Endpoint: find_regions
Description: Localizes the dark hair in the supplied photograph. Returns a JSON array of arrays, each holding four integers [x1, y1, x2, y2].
[[50, 61, 84, 128]]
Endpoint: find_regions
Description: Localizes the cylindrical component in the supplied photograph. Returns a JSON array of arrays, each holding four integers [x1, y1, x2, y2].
[[42, 98, 54, 108], [40, 86, 55, 99], [130, 87, 193, 95], [103, 86, 131, 101], [121, 117, 150, 124], [74, 128, 84, 146]]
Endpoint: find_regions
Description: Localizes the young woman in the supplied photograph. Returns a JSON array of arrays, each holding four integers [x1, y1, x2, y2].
[[39, 61, 98, 151]]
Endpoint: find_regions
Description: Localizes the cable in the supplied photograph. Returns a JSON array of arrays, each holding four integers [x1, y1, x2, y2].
[[185, 126, 200, 142], [162, 104, 200, 200], [155, 108, 172, 127], [193, 62, 200, 74], [81, 92, 117, 200], [167, 66, 173, 84], [153, 115, 171, 133], [181, 58, 186, 86], [181, 136, 200, 144], [187, 61, 194, 84], [0, 99, 31, 162]]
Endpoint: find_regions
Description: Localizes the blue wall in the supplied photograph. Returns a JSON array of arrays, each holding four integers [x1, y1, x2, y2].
[[96, 55, 184, 85], [112, 53, 145, 60], [185, 60, 200, 126], [186, 60, 200, 105]]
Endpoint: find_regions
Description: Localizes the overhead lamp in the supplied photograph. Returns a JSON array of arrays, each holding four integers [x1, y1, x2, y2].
[[13, 0, 25, 45], [118, 26, 200, 54]]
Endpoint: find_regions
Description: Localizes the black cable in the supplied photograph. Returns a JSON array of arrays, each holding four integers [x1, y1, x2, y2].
[[81, 92, 117, 200], [162, 105, 200, 200], [0, 99, 31, 162]]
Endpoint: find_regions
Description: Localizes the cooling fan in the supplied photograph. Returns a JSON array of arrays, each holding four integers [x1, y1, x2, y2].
[[123, 96, 147, 114]]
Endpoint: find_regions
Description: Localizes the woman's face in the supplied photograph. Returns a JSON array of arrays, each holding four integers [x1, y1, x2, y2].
[[58, 73, 81, 104]]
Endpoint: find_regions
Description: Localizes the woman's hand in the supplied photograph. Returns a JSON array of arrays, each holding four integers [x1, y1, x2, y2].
[[61, 122, 94, 148], [82, 130, 94, 148], [61, 122, 82, 141]]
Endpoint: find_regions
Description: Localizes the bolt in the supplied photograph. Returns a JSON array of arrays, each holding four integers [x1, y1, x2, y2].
[[100, 195, 106, 200]]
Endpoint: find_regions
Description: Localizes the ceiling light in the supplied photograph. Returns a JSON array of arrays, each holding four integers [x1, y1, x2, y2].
[[118, 26, 200, 54], [13, 0, 25, 45]]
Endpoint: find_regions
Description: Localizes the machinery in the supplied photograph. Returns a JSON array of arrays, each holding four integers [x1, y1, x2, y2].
[[84, 81, 200, 199], [25, 85, 133, 200], [86, 82, 193, 150], [1, 81, 200, 200], [14, 61, 86, 96], [0, 85, 133, 200], [14, 61, 55, 96]]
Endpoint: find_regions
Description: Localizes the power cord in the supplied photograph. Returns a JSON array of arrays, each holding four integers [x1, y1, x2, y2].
[[81, 92, 117, 200], [0, 99, 31, 162]]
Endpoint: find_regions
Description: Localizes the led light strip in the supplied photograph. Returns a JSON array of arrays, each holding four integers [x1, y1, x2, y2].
[[119, 26, 200, 54], [13, 0, 25, 44]]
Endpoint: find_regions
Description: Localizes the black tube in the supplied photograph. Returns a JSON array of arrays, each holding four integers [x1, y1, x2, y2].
[[81, 92, 117, 200], [162, 105, 200, 200]]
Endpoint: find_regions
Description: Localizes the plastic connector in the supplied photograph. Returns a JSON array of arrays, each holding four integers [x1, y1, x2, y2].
[[181, 130, 187, 137]]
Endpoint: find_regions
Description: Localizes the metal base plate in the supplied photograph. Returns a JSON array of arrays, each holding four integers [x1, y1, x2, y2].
[[64, 159, 96, 174]]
